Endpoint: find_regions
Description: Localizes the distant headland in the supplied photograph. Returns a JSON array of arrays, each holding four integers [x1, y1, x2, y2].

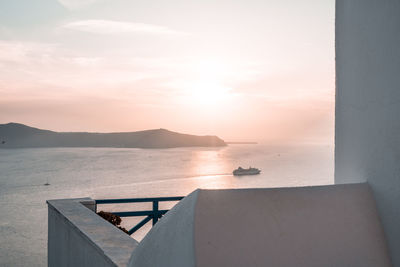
[[226, 142, 258, 144], [0, 123, 226, 149]]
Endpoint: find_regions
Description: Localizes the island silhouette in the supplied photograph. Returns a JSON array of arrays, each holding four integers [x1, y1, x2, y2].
[[0, 123, 226, 148]]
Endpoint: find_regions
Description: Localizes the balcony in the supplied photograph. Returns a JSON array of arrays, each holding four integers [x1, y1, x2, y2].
[[47, 183, 392, 267]]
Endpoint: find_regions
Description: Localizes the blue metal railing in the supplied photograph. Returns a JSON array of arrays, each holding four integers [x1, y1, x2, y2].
[[95, 196, 184, 235]]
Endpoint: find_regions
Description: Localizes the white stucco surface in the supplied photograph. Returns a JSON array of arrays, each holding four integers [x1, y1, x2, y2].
[[129, 184, 391, 267], [47, 198, 138, 267], [128, 190, 199, 267], [335, 1, 400, 265]]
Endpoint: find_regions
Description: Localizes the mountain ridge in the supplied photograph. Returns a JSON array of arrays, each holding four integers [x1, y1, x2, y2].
[[0, 123, 226, 148]]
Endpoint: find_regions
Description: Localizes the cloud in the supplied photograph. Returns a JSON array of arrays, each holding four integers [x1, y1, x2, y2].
[[231, 70, 334, 104], [62, 20, 186, 35], [0, 40, 182, 100], [57, 0, 98, 10], [0, 41, 55, 61]]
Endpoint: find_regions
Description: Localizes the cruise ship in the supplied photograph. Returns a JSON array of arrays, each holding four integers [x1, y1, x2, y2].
[[233, 166, 261, 176]]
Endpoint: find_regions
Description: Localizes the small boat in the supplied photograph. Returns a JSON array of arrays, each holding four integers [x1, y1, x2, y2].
[[233, 166, 261, 176]]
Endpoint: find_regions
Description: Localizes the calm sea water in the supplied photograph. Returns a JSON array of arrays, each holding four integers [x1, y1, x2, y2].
[[0, 144, 333, 266]]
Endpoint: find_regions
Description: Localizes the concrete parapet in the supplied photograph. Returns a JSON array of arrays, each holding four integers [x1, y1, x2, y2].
[[129, 183, 391, 267], [47, 198, 138, 267]]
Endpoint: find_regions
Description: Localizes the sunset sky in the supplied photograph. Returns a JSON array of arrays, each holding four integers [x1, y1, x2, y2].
[[0, 0, 334, 143]]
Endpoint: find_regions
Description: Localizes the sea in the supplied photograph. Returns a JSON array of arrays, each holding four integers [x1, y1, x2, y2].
[[0, 144, 333, 266]]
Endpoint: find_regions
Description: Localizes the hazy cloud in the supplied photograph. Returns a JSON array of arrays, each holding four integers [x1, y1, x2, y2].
[[57, 0, 98, 10], [62, 20, 187, 35], [0, 40, 184, 100]]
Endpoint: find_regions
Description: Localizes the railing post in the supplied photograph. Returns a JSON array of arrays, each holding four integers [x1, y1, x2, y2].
[[152, 201, 159, 225]]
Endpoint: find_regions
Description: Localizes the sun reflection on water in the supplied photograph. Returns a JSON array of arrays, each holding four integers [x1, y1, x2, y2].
[[190, 149, 228, 175], [187, 149, 234, 190]]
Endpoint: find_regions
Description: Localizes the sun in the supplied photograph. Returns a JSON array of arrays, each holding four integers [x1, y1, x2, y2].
[[189, 81, 230, 105], [184, 59, 232, 106]]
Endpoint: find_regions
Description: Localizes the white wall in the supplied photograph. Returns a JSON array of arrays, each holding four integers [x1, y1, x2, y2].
[[129, 185, 391, 267], [47, 198, 138, 267], [129, 190, 199, 267], [335, 1, 400, 265]]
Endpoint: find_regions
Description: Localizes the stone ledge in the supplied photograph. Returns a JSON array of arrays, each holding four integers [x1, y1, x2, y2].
[[47, 198, 138, 267]]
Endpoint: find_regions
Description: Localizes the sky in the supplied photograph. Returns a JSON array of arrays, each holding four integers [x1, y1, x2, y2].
[[0, 0, 335, 143]]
